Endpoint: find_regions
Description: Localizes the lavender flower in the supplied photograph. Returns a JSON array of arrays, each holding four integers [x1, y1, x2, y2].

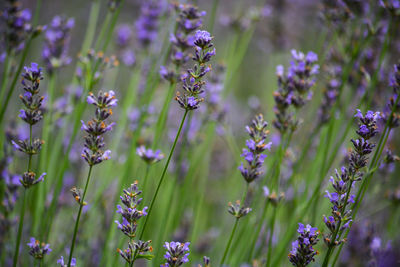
[[57, 256, 76, 266], [11, 63, 46, 188], [27, 237, 51, 259], [175, 30, 215, 110], [136, 0, 162, 48], [239, 114, 271, 183], [288, 223, 319, 267], [273, 50, 319, 133], [323, 109, 380, 248], [116, 182, 153, 264], [228, 200, 252, 218], [160, 4, 206, 81], [161, 241, 190, 267], [136, 145, 164, 164], [318, 67, 341, 125], [81, 90, 117, 166], [42, 15, 74, 72], [1, 0, 32, 53]]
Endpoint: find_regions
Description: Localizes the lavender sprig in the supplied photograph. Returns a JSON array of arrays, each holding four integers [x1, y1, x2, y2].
[[221, 114, 270, 265], [321, 109, 380, 267], [136, 145, 164, 165], [175, 30, 215, 110], [160, 4, 206, 82], [273, 50, 319, 134], [116, 182, 153, 265], [239, 114, 271, 183], [288, 223, 319, 267], [67, 90, 117, 266], [42, 15, 74, 73], [161, 241, 190, 267], [27, 237, 51, 260], [12, 63, 46, 267], [137, 29, 215, 245], [136, 0, 162, 49], [1, 0, 32, 54]]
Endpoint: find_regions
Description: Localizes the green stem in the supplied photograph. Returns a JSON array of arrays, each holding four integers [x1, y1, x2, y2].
[[137, 110, 189, 241], [13, 188, 26, 267], [265, 206, 277, 267], [67, 165, 93, 267], [220, 218, 239, 266], [220, 183, 249, 266]]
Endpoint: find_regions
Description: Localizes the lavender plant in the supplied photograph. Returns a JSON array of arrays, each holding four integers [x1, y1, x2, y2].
[[67, 90, 117, 266], [220, 114, 270, 265], [321, 109, 380, 266], [42, 15, 74, 73], [1, 1, 400, 266], [137, 29, 215, 243], [11, 63, 46, 267], [115, 182, 153, 266]]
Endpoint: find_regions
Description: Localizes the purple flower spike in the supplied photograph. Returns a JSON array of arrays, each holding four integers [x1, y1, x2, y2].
[[115, 182, 153, 264], [288, 223, 319, 266], [136, 145, 164, 165], [27, 237, 51, 259], [273, 49, 319, 133], [162, 241, 190, 267], [238, 114, 270, 183], [81, 90, 117, 166], [42, 15, 74, 72]]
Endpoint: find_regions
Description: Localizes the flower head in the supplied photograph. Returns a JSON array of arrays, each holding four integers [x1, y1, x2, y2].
[[27, 237, 51, 259], [42, 15, 74, 72], [136, 146, 164, 164], [162, 241, 190, 267], [288, 223, 319, 266], [239, 114, 271, 183]]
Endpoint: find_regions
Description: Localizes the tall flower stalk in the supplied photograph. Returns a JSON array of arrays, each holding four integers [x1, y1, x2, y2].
[[321, 109, 380, 267], [67, 90, 117, 266], [220, 114, 271, 266], [137, 29, 215, 242], [115, 182, 153, 266], [11, 63, 46, 267]]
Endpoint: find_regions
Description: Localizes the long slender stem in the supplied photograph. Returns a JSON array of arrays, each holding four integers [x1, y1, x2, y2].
[[265, 206, 277, 267], [220, 218, 239, 266], [220, 183, 249, 266], [137, 110, 189, 241], [67, 165, 93, 267], [12, 188, 26, 267], [13, 123, 33, 267]]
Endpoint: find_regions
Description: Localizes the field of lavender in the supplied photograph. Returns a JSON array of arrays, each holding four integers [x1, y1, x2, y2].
[[1, 0, 400, 266]]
